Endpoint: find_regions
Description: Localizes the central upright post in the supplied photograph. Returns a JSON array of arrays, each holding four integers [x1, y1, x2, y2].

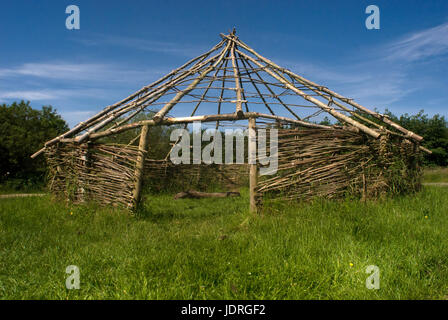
[[130, 124, 150, 211], [230, 35, 244, 118], [248, 117, 258, 213]]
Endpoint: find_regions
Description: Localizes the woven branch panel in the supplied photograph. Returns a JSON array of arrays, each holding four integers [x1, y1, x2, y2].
[[45, 142, 249, 207], [45, 143, 139, 207], [256, 128, 422, 203], [144, 160, 249, 192], [44, 127, 421, 209]]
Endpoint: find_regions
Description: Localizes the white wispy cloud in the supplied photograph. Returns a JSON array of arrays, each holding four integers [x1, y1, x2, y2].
[[272, 21, 448, 112], [271, 58, 406, 107], [276, 60, 372, 84], [0, 63, 100, 80], [0, 88, 111, 101], [75, 34, 209, 57], [0, 61, 167, 127], [0, 62, 164, 83], [59, 110, 97, 126], [385, 21, 448, 62], [0, 90, 59, 101], [342, 72, 415, 107]]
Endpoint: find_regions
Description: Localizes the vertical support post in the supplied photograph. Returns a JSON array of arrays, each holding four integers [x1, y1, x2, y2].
[[230, 41, 244, 117], [130, 125, 150, 210], [248, 117, 258, 213], [79, 142, 91, 203], [361, 172, 367, 203]]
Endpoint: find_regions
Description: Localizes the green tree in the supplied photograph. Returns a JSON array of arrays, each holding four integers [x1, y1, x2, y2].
[[383, 109, 448, 166], [319, 116, 332, 126], [0, 101, 69, 186]]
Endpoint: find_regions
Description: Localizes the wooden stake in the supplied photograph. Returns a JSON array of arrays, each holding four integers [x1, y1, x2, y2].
[[248, 117, 258, 213], [79, 143, 91, 203], [130, 124, 150, 210], [230, 40, 244, 117], [362, 172, 367, 202]]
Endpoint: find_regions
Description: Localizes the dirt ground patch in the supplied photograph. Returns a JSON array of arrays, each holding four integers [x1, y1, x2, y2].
[[0, 194, 46, 199], [423, 183, 448, 187]]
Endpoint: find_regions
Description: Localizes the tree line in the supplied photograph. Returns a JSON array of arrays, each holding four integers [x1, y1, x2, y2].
[[319, 109, 448, 166]]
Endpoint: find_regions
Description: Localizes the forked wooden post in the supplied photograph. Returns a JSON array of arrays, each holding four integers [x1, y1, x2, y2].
[[130, 124, 150, 210], [248, 117, 258, 213]]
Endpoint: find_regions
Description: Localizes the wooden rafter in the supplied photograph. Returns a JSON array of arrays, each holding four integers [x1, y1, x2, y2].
[[236, 49, 381, 139], [152, 40, 232, 123], [31, 39, 226, 158], [238, 52, 302, 121], [229, 39, 244, 117], [230, 35, 423, 142]]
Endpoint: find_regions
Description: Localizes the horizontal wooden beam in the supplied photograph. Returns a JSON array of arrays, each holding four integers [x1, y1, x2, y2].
[[85, 111, 340, 141]]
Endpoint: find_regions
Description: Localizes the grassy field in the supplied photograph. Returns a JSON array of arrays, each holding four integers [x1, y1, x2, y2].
[[1, 185, 448, 300]]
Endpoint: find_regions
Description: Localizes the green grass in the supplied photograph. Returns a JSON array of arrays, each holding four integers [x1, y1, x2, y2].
[[1, 187, 448, 299], [423, 167, 448, 183]]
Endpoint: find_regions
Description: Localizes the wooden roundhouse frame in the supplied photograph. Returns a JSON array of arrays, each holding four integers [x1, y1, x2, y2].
[[32, 30, 429, 212]]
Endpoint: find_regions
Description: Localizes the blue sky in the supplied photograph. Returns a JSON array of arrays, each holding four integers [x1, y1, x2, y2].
[[1, 0, 447, 127]]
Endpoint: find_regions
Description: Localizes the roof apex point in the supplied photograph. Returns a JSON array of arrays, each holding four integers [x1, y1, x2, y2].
[[220, 29, 237, 40]]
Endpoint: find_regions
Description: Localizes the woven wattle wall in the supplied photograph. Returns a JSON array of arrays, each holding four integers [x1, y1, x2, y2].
[[143, 160, 249, 192], [45, 143, 138, 207], [255, 128, 422, 204], [44, 127, 421, 209], [45, 142, 249, 207]]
